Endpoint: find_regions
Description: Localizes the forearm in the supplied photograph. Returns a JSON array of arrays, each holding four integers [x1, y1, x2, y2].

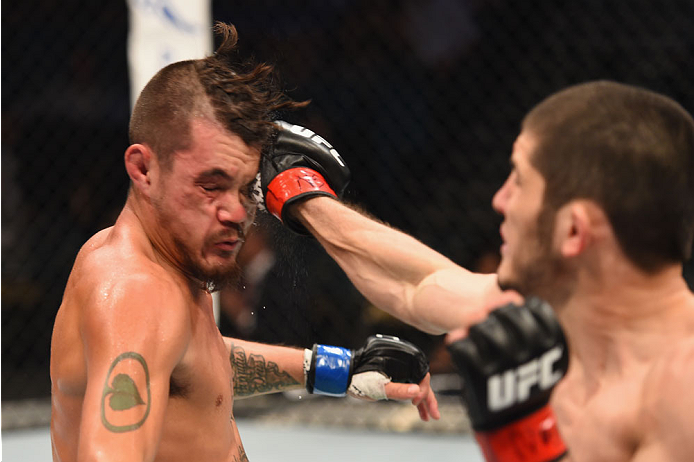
[[224, 338, 305, 399], [296, 197, 500, 334]]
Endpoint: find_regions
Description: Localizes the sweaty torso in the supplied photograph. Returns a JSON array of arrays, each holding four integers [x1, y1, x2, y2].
[[552, 330, 694, 462], [50, 225, 246, 462]]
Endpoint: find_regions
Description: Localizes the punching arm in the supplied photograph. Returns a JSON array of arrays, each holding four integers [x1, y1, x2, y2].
[[259, 121, 501, 335], [296, 197, 501, 334]]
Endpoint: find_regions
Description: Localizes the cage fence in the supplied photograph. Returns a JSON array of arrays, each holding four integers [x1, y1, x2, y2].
[[3, 0, 694, 431]]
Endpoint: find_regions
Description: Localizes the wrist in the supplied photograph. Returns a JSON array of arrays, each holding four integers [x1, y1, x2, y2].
[[266, 167, 336, 222], [305, 344, 353, 397], [474, 404, 567, 462]]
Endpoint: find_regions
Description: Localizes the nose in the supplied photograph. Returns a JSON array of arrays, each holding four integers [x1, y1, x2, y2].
[[492, 176, 511, 215], [216, 192, 254, 227]]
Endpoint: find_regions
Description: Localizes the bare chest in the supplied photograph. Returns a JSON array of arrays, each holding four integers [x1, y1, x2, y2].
[[173, 311, 234, 409], [552, 375, 643, 462], [156, 310, 241, 461]]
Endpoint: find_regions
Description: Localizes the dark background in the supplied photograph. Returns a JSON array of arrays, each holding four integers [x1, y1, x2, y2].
[[3, 0, 694, 402]]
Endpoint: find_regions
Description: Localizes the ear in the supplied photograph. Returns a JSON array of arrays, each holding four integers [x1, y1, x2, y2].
[[555, 202, 592, 258], [124, 144, 154, 195]]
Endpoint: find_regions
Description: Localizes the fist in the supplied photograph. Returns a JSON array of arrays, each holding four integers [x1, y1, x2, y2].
[[447, 297, 569, 462], [260, 121, 350, 234]]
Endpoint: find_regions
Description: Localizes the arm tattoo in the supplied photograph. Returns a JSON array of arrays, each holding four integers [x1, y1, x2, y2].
[[100, 351, 151, 433], [229, 343, 299, 397], [233, 446, 249, 462]]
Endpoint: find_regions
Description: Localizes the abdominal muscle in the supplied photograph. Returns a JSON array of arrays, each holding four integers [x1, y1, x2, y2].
[[152, 398, 245, 462]]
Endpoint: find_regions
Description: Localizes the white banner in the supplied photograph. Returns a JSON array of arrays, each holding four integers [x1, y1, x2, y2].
[[127, 0, 213, 108]]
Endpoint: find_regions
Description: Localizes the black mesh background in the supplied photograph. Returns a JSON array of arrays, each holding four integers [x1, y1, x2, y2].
[[3, 0, 694, 402]]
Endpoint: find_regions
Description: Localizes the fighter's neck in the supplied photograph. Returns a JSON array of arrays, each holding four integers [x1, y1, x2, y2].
[[118, 198, 209, 297], [555, 263, 694, 376]]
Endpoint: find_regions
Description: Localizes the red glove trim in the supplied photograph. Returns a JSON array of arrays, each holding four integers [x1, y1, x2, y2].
[[266, 167, 336, 221], [474, 404, 567, 462]]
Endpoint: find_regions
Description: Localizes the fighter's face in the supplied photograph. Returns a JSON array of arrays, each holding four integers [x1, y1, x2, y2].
[[151, 118, 259, 289], [492, 132, 559, 297]]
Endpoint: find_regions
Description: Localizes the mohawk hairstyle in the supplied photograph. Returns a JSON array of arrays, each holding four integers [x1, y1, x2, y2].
[[129, 22, 308, 168]]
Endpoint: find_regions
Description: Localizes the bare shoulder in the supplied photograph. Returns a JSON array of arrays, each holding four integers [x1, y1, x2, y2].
[[52, 225, 193, 397], [70, 227, 191, 345], [645, 335, 694, 398], [638, 335, 694, 461], [645, 305, 694, 393]]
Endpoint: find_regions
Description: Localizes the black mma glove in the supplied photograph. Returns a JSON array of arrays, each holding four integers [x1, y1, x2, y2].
[[304, 334, 429, 399], [260, 121, 350, 235], [447, 297, 569, 462]]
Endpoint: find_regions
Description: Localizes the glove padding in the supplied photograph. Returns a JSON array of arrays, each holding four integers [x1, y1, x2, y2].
[[259, 121, 350, 235], [447, 297, 569, 462], [306, 334, 429, 400]]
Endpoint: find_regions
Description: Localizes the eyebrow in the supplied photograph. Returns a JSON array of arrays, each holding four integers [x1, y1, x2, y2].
[[195, 169, 232, 181]]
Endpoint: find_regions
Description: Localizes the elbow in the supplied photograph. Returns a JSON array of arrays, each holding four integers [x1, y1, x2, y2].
[[396, 299, 450, 336], [407, 311, 449, 335]]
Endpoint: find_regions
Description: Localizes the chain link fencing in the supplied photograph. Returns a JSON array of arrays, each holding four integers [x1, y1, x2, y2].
[[3, 0, 694, 429]]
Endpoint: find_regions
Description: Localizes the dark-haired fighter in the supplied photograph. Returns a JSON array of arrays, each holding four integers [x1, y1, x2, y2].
[[49, 23, 438, 462], [263, 81, 694, 461]]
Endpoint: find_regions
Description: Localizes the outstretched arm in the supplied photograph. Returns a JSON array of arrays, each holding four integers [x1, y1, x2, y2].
[[295, 197, 500, 334], [223, 335, 439, 420], [223, 338, 304, 398], [261, 121, 501, 335]]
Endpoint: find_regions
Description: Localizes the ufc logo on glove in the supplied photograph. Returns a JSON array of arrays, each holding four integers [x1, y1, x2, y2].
[[447, 298, 570, 462], [488, 345, 565, 411], [259, 121, 351, 234], [277, 121, 346, 167]]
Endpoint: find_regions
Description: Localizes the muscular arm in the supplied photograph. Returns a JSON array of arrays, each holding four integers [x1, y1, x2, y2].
[[78, 275, 190, 462], [223, 338, 304, 399], [295, 197, 501, 334]]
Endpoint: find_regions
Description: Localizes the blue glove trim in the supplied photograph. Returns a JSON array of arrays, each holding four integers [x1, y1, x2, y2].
[[313, 345, 352, 397]]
